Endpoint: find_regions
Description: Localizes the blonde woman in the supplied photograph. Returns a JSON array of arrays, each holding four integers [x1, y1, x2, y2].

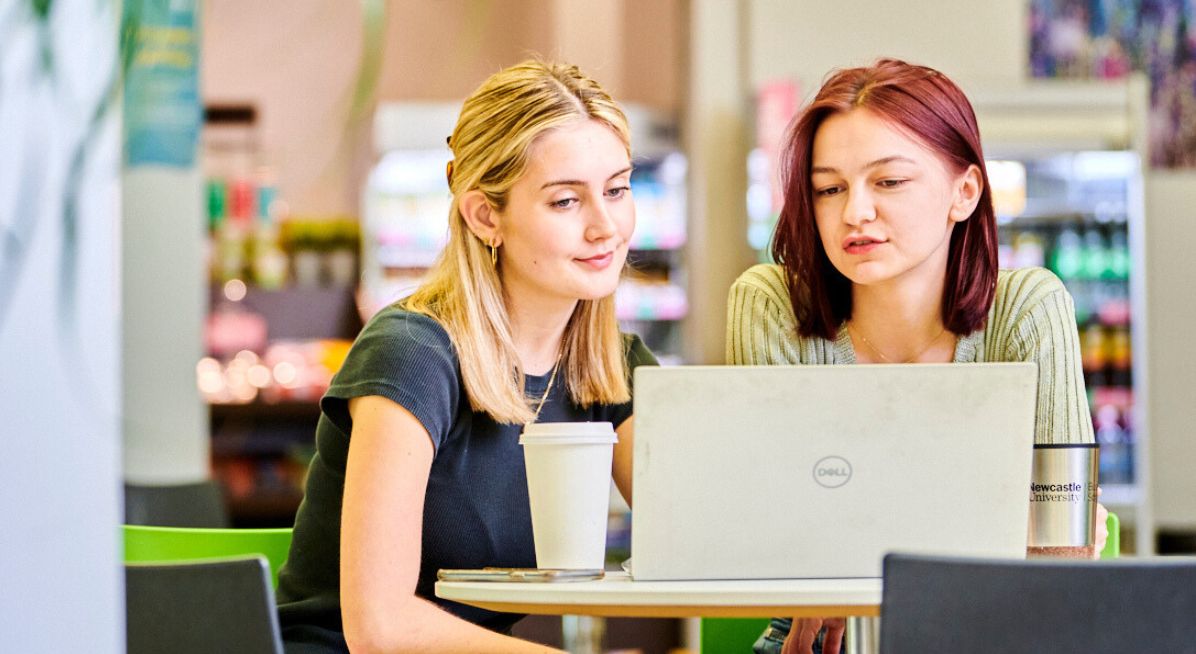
[[276, 60, 654, 653]]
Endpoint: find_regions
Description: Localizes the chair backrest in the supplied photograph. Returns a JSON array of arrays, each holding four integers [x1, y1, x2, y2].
[[124, 481, 229, 528], [126, 556, 283, 654], [697, 512, 1121, 653], [880, 553, 1196, 654], [123, 525, 293, 588], [698, 512, 1120, 653]]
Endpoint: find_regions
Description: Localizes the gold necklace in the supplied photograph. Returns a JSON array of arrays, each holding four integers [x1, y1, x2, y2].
[[529, 358, 561, 424], [851, 323, 948, 364]]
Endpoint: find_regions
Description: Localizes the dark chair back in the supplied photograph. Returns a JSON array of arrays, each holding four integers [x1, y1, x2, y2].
[[125, 555, 283, 654], [124, 480, 229, 527], [880, 553, 1196, 654]]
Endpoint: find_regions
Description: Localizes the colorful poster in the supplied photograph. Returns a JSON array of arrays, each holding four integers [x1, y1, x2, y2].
[[1029, 0, 1196, 168], [123, 0, 201, 168]]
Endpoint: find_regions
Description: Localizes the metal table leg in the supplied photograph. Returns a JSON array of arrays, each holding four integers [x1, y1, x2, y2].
[[845, 616, 881, 654], [562, 615, 605, 654]]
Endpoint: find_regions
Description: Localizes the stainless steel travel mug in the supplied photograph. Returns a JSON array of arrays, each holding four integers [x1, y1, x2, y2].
[[1027, 443, 1099, 558]]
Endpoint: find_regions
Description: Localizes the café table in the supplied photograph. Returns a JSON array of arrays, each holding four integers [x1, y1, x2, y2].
[[436, 572, 882, 653]]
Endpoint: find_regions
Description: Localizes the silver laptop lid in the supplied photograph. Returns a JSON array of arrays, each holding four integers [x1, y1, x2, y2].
[[630, 363, 1037, 580]]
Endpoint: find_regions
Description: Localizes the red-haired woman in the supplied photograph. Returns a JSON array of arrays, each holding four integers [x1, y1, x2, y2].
[[726, 59, 1108, 654]]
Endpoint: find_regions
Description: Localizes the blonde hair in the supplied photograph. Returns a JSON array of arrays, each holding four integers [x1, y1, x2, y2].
[[404, 60, 633, 424]]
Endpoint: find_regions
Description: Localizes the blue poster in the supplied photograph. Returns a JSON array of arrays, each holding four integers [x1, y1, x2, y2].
[[123, 0, 200, 168]]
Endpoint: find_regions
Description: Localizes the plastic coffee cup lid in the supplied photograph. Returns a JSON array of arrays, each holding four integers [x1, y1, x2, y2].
[[519, 421, 617, 445]]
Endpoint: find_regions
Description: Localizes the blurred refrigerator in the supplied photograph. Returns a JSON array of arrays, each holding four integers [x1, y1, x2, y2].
[[359, 102, 458, 319], [969, 74, 1152, 554]]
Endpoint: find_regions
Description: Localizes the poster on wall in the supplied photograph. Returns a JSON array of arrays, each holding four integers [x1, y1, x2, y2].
[[1029, 0, 1196, 168], [123, 0, 201, 168]]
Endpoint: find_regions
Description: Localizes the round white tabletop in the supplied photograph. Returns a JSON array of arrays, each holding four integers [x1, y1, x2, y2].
[[435, 572, 882, 618]]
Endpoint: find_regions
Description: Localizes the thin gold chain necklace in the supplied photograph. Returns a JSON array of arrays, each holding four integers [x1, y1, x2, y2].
[[528, 358, 561, 424], [850, 323, 948, 364]]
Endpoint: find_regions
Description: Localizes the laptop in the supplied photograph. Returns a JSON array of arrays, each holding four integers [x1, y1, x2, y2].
[[629, 363, 1038, 581]]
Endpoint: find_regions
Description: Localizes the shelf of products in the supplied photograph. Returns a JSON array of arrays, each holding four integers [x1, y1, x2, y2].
[[200, 103, 364, 525], [201, 287, 359, 526], [617, 151, 689, 354]]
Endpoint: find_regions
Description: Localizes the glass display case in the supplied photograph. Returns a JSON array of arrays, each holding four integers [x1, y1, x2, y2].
[[972, 75, 1152, 553], [992, 152, 1140, 491]]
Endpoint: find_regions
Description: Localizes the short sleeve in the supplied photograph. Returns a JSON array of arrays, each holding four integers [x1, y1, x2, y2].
[[1001, 270, 1094, 445], [320, 308, 461, 452]]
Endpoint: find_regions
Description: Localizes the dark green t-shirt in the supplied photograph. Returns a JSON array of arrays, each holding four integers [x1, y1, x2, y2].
[[276, 306, 656, 647]]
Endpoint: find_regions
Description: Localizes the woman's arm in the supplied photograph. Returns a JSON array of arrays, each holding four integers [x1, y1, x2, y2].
[[726, 266, 804, 366], [1004, 271, 1094, 445], [340, 395, 562, 654]]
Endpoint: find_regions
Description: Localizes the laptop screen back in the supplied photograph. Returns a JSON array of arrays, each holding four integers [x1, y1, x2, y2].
[[630, 363, 1037, 580]]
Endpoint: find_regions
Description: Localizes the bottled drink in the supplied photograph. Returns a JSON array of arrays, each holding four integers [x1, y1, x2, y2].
[[1106, 325, 1132, 387], [250, 183, 288, 289], [1094, 402, 1127, 485], [1050, 226, 1084, 282], [1081, 228, 1110, 281], [1108, 230, 1130, 281], [1080, 323, 1108, 388]]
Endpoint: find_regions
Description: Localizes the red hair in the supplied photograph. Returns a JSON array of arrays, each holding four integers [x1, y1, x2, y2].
[[771, 59, 998, 340]]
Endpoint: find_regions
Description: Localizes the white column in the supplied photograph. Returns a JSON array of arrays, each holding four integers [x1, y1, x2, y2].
[[683, 0, 755, 364], [1144, 172, 1196, 540], [121, 168, 209, 483]]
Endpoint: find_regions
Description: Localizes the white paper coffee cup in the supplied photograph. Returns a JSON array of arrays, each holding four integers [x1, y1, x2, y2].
[[520, 422, 618, 570]]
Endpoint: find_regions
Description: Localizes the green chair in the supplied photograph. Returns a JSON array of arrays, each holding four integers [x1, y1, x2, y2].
[[698, 512, 1120, 653], [1101, 511, 1120, 559], [123, 524, 294, 588]]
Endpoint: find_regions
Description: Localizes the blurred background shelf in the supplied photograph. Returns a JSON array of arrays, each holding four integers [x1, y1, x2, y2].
[[210, 399, 322, 423]]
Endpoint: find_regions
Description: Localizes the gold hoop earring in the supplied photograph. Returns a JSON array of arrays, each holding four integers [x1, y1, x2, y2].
[[489, 239, 499, 267]]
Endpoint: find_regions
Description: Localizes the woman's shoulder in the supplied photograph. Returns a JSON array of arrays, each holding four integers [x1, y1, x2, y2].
[[993, 267, 1070, 312], [987, 267, 1075, 343], [364, 303, 450, 339], [354, 303, 457, 362], [730, 263, 791, 303]]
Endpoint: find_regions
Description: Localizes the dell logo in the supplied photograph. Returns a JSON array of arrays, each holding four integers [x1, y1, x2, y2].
[[813, 456, 852, 488]]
